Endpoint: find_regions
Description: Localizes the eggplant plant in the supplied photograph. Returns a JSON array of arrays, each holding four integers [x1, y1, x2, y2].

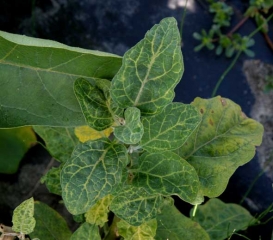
[[0, 18, 263, 240]]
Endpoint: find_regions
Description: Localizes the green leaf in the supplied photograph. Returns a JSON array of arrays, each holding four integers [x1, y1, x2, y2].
[[132, 151, 200, 204], [12, 197, 35, 235], [193, 198, 255, 240], [177, 96, 263, 197], [110, 17, 183, 115], [140, 103, 201, 152], [85, 195, 113, 227], [61, 138, 128, 214], [0, 127, 36, 174], [114, 107, 144, 144], [110, 186, 162, 226], [0, 30, 122, 128], [33, 126, 79, 163], [74, 78, 114, 131], [41, 166, 62, 195], [70, 222, 100, 240], [75, 125, 113, 142], [155, 199, 210, 240], [29, 201, 72, 240], [117, 218, 157, 240]]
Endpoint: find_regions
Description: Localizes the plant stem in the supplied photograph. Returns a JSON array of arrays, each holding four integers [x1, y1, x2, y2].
[[180, 0, 189, 43], [192, 204, 198, 217], [263, 32, 273, 51], [211, 12, 273, 97], [104, 216, 119, 240], [227, 16, 249, 37]]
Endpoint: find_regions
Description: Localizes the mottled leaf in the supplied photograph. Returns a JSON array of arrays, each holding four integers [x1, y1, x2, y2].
[[177, 96, 263, 197], [117, 219, 157, 240], [70, 222, 100, 240], [114, 107, 143, 144], [29, 201, 71, 240], [33, 126, 79, 163], [0, 127, 36, 174], [0, 30, 121, 128], [85, 195, 113, 227], [110, 186, 162, 226], [41, 166, 62, 195], [110, 17, 183, 115], [75, 125, 113, 142], [132, 151, 200, 204], [193, 198, 255, 240], [61, 138, 128, 214], [155, 198, 210, 240], [141, 103, 201, 152], [74, 78, 114, 131], [12, 198, 35, 235]]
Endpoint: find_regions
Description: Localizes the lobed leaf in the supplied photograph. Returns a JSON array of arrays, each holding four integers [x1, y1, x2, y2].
[[117, 219, 157, 240], [74, 78, 114, 131], [141, 102, 201, 152], [110, 186, 162, 226], [155, 199, 210, 240], [193, 198, 255, 240], [12, 198, 35, 235], [0, 127, 36, 174], [114, 107, 144, 144], [75, 125, 113, 142], [29, 201, 72, 240], [132, 151, 200, 204], [85, 195, 113, 227], [177, 96, 263, 197], [33, 126, 79, 163], [0, 30, 121, 128], [70, 222, 100, 240], [110, 17, 183, 115], [61, 138, 128, 214]]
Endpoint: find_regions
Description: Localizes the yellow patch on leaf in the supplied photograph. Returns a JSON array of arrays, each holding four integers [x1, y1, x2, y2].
[[74, 126, 113, 143]]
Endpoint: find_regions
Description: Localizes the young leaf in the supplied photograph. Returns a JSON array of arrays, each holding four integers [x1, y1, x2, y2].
[[193, 198, 255, 240], [29, 201, 72, 240], [131, 151, 200, 204], [155, 199, 210, 240], [140, 102, 201, 152], [41, 166, 62, 196], [117, 218, 157, 240], [0, 127, 36, 174], [0, 31, 121, 128], [110, 17, 183, 115], [61, 138, 128, 214], [110, 186, 162, 226], [85, 195, 113, 227], [74, 78, 114, 131], [33, 126, 79, 163], [70, 222, 100, 240], [177, 96, 263, 198], [75, 125, 113, 142], [114, 107, 144, 144], [12, 198, 35, 235]]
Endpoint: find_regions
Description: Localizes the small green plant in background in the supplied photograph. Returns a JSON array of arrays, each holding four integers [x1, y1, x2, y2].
[[264, 75, 273, 93], [0, 18, 269, 239], [193, 0, 273, 58]]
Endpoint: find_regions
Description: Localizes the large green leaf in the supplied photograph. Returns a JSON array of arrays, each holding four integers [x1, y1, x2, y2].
[[12, 198, 35, 235], [0, 127, 36, 173], [29, 201, 72, 240], [177, 96, 263, 197], [0, 30, 122, 128], [70, 222, 100, 240], [155, 198, 210, 240], [74, 78, 114, 131], [193, 198, 255, 240], [117, 219, 157, 240], [61, 138, 128, 214], [110, 186, 162, 226], [132, 151, 200, 204], [110, 17, 183, 115], [114, 107, 144, 144], [85, 195, 113, 227], [33, 126, 79, 163], [140, 103, 201, 152]]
